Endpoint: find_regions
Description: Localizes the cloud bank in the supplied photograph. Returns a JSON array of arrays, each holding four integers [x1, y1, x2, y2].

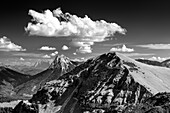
[[148, 56, 168, 62], [137, 44, 170, 49], [39, 46, 56, 50], [13, 52, 47, 58], [25, 8, 126, 53], [121, 53, 154, 57], [14, 51, 58, 59], [110, 45, 134, 52], [0, 36, 26, 51]]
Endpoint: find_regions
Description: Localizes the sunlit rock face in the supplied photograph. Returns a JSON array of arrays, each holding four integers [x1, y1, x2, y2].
[[13, 52, 170, 113], [49, 54, 73, 72]]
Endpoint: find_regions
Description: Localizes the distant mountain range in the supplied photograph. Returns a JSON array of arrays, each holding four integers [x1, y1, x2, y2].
[[0, 55, 82, 102], [0, 60, 52, 75], [14, 55, 80, 99], [136, 58, 170, 68], [8, 52, 170, 113]]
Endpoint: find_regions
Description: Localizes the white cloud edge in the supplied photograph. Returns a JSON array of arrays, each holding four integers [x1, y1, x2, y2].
[[50, 51, 59, 56], [62, 45, 69, 50], [139, 56, 170, 62], [25, 8, 126, 54], [121, 53, 155, 57], [0, 36, 26, 51], [110, 45, 134, 52], [39, 46, 56, 50]]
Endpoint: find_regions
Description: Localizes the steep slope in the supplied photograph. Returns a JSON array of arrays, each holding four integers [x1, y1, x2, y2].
[[0, 66, 30, 86], [0, 66, 31, 101], [13, 52, 169, 113], [13, 52, 170, 113], [123, 92, 170, 112], [118, 53, 170, 94], [14, 55, 78, 99]]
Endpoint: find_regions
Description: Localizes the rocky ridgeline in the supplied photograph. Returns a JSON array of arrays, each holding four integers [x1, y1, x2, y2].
[[12, 52, 170, 113], [13, 54, 77, 98]]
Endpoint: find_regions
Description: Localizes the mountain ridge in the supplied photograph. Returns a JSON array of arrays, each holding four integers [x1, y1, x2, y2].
[[0, 66, 32, 102], [12, 52, 170, 113], [136, 58, 170, 68], [13, 54, 79, 99]]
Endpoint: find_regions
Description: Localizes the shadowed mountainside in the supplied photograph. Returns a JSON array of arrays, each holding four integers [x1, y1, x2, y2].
[[12, 52, 170, 113], [3, 60, 52, 75], [13, 55, 79, 99], [135, 59, 162, 67], [0, 66, 31, 101]]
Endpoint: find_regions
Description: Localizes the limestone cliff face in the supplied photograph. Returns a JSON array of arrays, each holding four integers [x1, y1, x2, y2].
[[13, 52, 169, 113]]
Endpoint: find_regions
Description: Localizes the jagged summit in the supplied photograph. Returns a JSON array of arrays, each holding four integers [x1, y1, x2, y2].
[[49, 54, 70, 68], [49, 54, 74, 74], [13, 54, 79, 98], [13, 52, 170, 113]]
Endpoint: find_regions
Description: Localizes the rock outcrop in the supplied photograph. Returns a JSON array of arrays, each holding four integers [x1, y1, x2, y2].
[[0, 107, 13, 113], [13, 52, 170, 113]]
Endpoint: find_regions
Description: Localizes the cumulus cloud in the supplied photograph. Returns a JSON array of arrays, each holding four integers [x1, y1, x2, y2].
[[39, 46, 56, 50], [25, 8, 126, 53], [62, 45, 69, 50], [0, 36, 26, 51], [19, 57, 25, 61], [73, 52, 77, 55], [110, 45, 134, 52], [76, 45, 92, 53], [50, 51, 58, 56], [148, 56, 168, 62], [42, 54, 51, 58], [137, 44, 170, 49]]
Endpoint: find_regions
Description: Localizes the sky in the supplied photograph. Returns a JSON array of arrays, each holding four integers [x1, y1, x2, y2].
[[0, 0, 170, 64]]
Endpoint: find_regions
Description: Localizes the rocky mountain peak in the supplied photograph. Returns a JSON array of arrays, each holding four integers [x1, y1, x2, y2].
[[49, 54, 72, 73], [13, 52, 170, 113]]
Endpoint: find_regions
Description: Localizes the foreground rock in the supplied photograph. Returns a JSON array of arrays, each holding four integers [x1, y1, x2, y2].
[[13, 52, 170, 113]]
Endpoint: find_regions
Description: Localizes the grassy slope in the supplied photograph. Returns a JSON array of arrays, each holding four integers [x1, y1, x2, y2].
[[117, 53, 170, 94]]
